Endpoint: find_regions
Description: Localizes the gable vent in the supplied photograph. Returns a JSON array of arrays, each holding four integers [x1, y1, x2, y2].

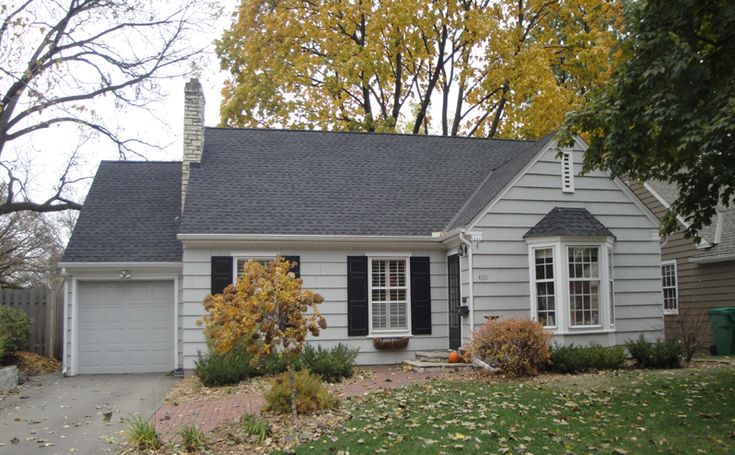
[[561, 151, 575, 193]]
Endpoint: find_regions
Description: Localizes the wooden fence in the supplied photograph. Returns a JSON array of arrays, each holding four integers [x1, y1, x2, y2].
[[0, 288, 64, 360]]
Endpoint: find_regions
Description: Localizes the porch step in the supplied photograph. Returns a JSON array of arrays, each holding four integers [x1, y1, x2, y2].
[[414, 350, 453, 363], [403, 360, 474, 373]]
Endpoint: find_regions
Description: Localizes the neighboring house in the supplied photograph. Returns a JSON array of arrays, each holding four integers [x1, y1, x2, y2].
[[58, 79, 664, 375], [628, 180, 735, 349]]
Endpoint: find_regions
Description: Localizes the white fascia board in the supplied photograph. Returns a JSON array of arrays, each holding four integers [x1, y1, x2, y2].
[[58, 261, 182, 269], [689, 253, 735, 264], [465, 135, 560, 231], [177, 233, 443, 242]]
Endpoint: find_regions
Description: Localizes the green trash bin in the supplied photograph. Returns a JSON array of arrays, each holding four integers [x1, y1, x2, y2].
[[708, 308, 735, 355]]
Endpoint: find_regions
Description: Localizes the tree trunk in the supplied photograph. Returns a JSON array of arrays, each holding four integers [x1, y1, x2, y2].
[[288, 363, 298, 423]]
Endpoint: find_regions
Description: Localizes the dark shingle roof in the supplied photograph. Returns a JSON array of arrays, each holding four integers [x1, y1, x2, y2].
[[62, 161, 182, 262], [524, 207, 615, 239], [180, 128, 543, 236]]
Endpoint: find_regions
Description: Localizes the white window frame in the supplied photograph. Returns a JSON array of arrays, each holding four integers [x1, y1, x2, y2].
[[233, 256, 275, 282], [530, 246, 558, 329], [367, 256, 412, 336], [567, 246, 603, 328], [607, 245, 615, 326], [527, 237, 615, 333], [561, 150, 575, 193], [661, 260, 679, 315]]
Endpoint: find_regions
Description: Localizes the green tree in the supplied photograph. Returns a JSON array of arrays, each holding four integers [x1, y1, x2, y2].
[[217, 0, 622, 139], [562, 0, 734, 238]]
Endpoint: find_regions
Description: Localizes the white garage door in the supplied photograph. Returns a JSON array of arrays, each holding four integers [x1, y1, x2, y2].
[[77, 281, 175, 374]]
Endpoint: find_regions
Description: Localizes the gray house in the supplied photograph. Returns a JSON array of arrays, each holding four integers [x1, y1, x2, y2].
[[58, 79, 664, 375]]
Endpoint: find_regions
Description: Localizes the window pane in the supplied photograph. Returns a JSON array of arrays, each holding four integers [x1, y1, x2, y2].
[[370, 258, 408, 331], [568, 250, 600, 326], [372, 260, 386, 287], [661, 262, 678, 312], [534, 249, 556, 327], [372, 301, 386, 329], [372, 289, 386, 302]]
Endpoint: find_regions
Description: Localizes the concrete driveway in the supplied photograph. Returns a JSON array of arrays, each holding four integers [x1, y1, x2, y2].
[[0, 373, 175, 454]]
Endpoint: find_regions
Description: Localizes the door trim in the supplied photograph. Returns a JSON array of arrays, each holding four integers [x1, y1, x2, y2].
[[447, 254, 461, 350]]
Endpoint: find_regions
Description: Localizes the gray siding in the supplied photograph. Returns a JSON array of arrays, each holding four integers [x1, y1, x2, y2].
[[181, 247, 449, 368], [469, 145, 664, 345]]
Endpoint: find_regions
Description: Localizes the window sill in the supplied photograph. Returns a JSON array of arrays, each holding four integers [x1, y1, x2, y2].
[[663, 310, 679, 316], [367, 333, 413, 339], [551, 328, 616, 336]]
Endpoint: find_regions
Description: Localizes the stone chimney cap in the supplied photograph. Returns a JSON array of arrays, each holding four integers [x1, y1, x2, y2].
[[185, 78, 202, 91]]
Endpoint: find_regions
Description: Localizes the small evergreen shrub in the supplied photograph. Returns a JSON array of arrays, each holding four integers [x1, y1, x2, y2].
[[239, 414, 270, 443], [0, 306, 31, 352], [256, 352, 290, 376], [300, 343, 359, 382], [464, 318, 551, 377], [195, 343, 257, 387], [264, 369, 336, 414], [125, 414, 162, 450], [0, 335, 8, 363], [549, 343, 626, 374], [179, 424, 206, 452], [626, 335, 684, 369]]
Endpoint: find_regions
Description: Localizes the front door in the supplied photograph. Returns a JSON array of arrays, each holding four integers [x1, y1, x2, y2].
[[447, 254, 461, 350]]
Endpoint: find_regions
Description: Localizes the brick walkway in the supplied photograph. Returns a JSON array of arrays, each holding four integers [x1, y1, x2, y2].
[[153, 366, 445, 438]]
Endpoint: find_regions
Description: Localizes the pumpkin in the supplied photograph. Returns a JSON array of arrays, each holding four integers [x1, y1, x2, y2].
[[448, 351, 462, 363]]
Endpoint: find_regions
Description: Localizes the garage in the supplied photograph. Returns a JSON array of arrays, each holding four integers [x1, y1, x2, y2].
[[76, 280, 175, 374]]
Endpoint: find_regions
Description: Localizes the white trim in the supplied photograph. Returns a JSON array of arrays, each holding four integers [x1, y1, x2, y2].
[[459, 232, 474, 335], [528, 244, 558, 329], [62, 273, 69, 376], [689, 253, 735, 264], [71, 278, 78, 376], [178, 233, 440, 242], [367, 251, 412, 257], [173, 276, 179, 371], [367, 256, 412, 336], [661, 259, 679, 315], [567, 245, 603, 328], [642, 182, 712, 248], [58, 262, 182, 269], [607, 245, 615, 327], [714, 211, 723, 245]]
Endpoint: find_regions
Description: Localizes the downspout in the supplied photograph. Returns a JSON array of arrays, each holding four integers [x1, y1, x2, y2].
[[459, 231, 474, 338], [61, 268, 68, 376]]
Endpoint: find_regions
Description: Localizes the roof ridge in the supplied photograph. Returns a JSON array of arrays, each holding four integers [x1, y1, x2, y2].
[[205, 126, 537, 143]]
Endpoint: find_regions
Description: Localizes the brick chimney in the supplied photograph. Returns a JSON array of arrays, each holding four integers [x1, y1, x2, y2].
[[182, 78, 205, 210]]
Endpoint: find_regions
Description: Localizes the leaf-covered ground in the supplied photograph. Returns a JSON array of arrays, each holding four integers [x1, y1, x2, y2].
[[292, 365, 735, 454]]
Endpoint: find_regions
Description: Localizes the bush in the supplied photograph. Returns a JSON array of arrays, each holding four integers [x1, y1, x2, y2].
[[264, 369, 336, 414], [549, 343, 626, 374], [125, 414, 162, 450], [256, 352, 290, 376], [0, 335, 8, 363], [626, 335, 684, 369], [464, 318, 551, 377], [195, 343, 257, 387], [300, 343, 358, 382], [0, 306, 31, 352]]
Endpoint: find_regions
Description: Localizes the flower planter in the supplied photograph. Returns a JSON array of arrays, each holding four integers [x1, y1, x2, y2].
[[372, 337, 409, 351]]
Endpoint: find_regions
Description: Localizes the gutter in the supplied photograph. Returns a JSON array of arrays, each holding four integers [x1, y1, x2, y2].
[[177, 233, 444, 242], [689, 253, 735, 264], [61, 268, 68, 376], [459, 231, 474, 339]]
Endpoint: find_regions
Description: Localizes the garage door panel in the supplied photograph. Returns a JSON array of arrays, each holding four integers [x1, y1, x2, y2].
[[77, 281, 175, 374]]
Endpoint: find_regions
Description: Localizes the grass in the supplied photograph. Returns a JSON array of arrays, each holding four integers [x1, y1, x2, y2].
[[124, 414, 162, 451], [292, 365, 735, 454], [239, 414, 271, 443], [179, 424, 207, 452]]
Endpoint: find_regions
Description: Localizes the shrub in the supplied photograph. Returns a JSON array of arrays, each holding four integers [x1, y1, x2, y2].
[[264, 369, 336, 414], [464, 318, 551, 377], [239, 414, 270, 443], [256, 352, 290, 376], [124, 414, 162, 450], [195, 343, 257, 387], [626, 335, 684, 369], [549, 343, 626, 374], [300, 343, 358, 382], [0, 306, 31, 352], [0, 335, 8, 363], [179, 424, 206, 452]]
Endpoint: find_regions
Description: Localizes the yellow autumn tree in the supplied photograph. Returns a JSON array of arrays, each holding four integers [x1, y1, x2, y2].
[[217, 0, 622, 139], [198, 256, 326, 419]]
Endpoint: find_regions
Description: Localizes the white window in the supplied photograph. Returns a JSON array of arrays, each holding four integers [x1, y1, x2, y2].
[[369, 258, 409, 334], [234, 257, 273, 281], [661, 260, 678, 315], [568, 247, 601, 326], [561, 151, 575, 193], [533, 248, 556, 327]]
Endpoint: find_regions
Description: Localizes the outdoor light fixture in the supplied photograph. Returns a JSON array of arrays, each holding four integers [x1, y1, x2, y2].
[[119, 270, 132, 279]]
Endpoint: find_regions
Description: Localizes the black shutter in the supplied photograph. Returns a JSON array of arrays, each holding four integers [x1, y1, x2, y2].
[[211, 256, 233, 295], [410, 256, 432, 335], [347, 256, 369, 336], [284, 255, 301, 278]]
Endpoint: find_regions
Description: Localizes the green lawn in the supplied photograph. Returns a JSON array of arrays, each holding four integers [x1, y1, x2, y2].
[[294, 365, 735, 454]]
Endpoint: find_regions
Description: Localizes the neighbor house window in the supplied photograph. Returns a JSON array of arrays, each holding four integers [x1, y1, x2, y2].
[[568, 247, 601, 326], [234, 257, 273, 280], [661, 260, 678, 315], [534, 248, 556, 327], [370, 258, 408, 333]]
